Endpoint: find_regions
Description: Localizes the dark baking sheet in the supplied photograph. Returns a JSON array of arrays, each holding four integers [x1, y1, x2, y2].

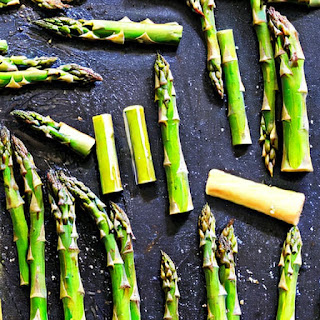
[[0, 0, 319, 319]]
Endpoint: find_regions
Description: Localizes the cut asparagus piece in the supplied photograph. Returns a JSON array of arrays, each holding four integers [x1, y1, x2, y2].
[[123, 105, 156, 185], [268, 7, 313, 172], [154, 54, 193, 215], [0, 126, 29, 286], [199, 204, 227, 320], [160, 251, 180, 320], [34, 17, 183, 46], [0, 40, 8, 54], [0, 0, 19, 8], [267, 0, 320, 6], [11, 110, 95, 157], [217, 29, 252, 146], [31, 0, 70, 9], [277, 226, 302, 320], [12, 136, 48, 320], [92, 114, 123, 194], [250, 0, 278, 176], [0, 56, 57, 72]]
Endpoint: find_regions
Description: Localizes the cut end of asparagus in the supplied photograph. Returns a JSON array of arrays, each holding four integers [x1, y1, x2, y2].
[[0, 40, 8, 55]]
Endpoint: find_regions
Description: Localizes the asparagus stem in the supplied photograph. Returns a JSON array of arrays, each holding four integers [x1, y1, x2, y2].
[[47, 170, 85, 320], [250, 0, 278, 176], [0, 126, 29, 286], [154, 54, 193, 215], [276, 226, 302, 320], [34, 17, 183, 46], [199, 204, 227, 320], [0, 0, 19, 8], [0, 56, 57, 72], [31, 0, 70, 10], [160, 251, 180, 320], [12, 136, 48, 320], [267, 0, 320, 6], [0, 40, 8, 55], [268, 7, 313, 172], [217, 29, 252, 146]]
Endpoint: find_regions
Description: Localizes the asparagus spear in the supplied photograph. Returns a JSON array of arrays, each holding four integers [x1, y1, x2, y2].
[[11, 110, 95, 157], [198, 204, 227, 320], [250, 0, 278, 176], [47, 170, 85, 320], [0, 126, 29, 286], [277, 226, 302, 320], [0, 0, 19, 9], [268, 7, 313, 172], [160, 251, 180, 320], [31, 0, 70, 10], [154, 54, 193, 215], [0, 40, 8, 54], [12, 136, 48, 320], [0, 56, 57, 72], [34, 17, 183, 46], [217, 221, 241, 320], [57, 171, 131, 320], [267, 0, 320, 6], [110, 202, 141, 320], [187, 0, 223, 98]]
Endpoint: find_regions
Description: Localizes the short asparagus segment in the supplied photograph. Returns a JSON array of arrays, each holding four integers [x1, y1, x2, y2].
[[110, 202, 141, 320], [251, 0, 278, 176], [217, 222, 241, 320], [217, 29, 252, 146], [0, 0, 19, 9], [0, 56, 57, 72], [276, 226, 302, 320], [0, 126, 29, 286], [268, 7, 313, 172], [47, 170, 85, 320], [34, 17, 183, 46], [160, 251, 180, 320], [12, 136, 47, 320], [154, 54, 193, 215], [267, 0, 320, 6], [198, 204, 227, 320], [0, 40, 8, 54]]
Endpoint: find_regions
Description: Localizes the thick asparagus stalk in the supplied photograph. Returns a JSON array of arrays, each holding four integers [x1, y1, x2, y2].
[[0, 126, 29, 286], [12, 136, 47, 320], [34, 17, 183, 46], [0, 56, 57, 72], [154, 54, 193, 215], [251, 0, 278, 176], [217, 222, 241, 320], [267, 0, 320, 6], [0, 40, 8, 54], [11, 110, 95, 157], [277, 226, 302, 320], [0, 0, 19, 8], [268, 7, 313, 172], [199, 204, 227, 320], [110, 202, 141, 320], [187, 0, 223, 98], [160, 251, 180, 320], [47, 170, 85, 320]]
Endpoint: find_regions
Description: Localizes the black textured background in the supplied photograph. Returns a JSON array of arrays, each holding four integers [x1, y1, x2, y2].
[[0, 0, 319, 319]]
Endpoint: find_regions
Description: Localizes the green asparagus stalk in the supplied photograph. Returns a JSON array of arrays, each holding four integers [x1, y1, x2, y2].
[[187, 0, 223, 98], [34, 16, 183, 46], [277, 226, 302, 320], [0, 56, 57, 72], [47, 170, 85, 320], [110, 202, 141, 320], [217, 221, 241, 320], [267, 0, 320, 6], [0, 126, 29, 286], [268, 7, 313, 172], [57, 171, 131, 320], [217, 29, 252, 146], [160, 251, 180, 320], [31, 0, 70, 10], [11, 110, 95, 157], [0, 0, 19, 9], [154, 54, 193, 215], [198, 204, 227, 320], [0, 40, 8, 55], [251, 0, 278, 176]]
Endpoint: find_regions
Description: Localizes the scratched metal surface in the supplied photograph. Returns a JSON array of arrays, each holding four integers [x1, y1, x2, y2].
[[0, 0, 319, 319]]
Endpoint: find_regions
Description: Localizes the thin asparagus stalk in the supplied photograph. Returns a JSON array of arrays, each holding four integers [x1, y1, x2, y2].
[[277, 226, 302, 320], [0, 56, 57, 72], [57, 171, 131, 320], [250, 0, 278, 176], [199, 204, 227, 320], [217, 29, 252, 146], [187, 0, 223, 98], [47, 170, 85, 320], [0, 40, 8, 54], [160, 251, 180, 320], [217, 221, 241, 320], [268, 7, 313, 172], [154, 54, 193, 215], [12, 136, 47, 320], [267, 0, 320, 6], [0, 0, 19, 8], [34, 16, 183, 46], [110, 202, 141, 320], [31, 0, 70, 10], [0, 126, 29, 286], [11, 110, 96, 157]]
